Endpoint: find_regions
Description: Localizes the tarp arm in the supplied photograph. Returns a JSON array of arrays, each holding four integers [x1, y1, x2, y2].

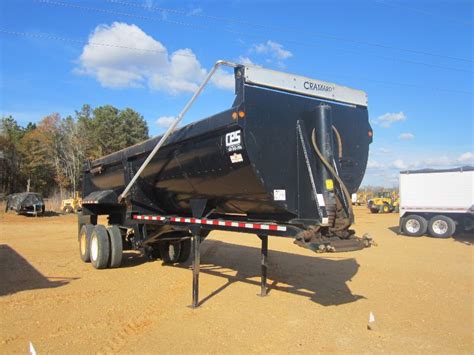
[[119, 60, 239, 202]]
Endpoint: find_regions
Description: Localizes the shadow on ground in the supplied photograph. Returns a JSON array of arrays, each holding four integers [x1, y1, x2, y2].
[[388, 225, 473, 244], [0, 245, 78, 296], [173, 239, 364, 307], [452, 230, 473, 245]]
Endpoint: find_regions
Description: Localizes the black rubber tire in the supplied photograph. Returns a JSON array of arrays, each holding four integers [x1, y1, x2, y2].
[[428, 215, 456, 238], [107, 225, 123, 268], [401, 215, 428, 237], [145, 246, 161, 261], [177, 238, 192, 262], [79, 224, 94, 262], [90, 225, 110, 269], [159, 241, 182, 264], [382, 204, 390, 213], [63, 206, 73, 214]]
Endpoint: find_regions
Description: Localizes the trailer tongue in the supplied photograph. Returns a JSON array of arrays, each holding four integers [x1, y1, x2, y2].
[[78, 61, 373, 306]]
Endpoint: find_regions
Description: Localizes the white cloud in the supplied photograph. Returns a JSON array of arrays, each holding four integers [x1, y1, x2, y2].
[[253, 40, 292, 67], [378, 147, 391, 154], [391, 159, 408, 169], [149, 48, 206, 94], [211, 69, 235, 91], [187, 7, 203, 16], [76, 22, 232, 94], [367, 160, 385, 169], [458, 152, 474, 163], [237, 56, 258, 66], [374, 111, 406, 128], [156, 116, 175, 128], [398, 132, 415, 140]]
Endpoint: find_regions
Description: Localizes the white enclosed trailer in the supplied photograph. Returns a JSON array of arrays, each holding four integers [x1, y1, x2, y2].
[[399, 167, 474, 237]]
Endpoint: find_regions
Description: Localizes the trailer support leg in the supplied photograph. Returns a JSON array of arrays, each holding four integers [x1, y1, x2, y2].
[[192, 234, 201, 308], [258, 234, 268, 297]]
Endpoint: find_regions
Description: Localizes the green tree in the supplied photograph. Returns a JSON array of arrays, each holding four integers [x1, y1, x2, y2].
[[17, 115, 57, 195], [0, 116, 26, 193], [118, 108, 149, 147]]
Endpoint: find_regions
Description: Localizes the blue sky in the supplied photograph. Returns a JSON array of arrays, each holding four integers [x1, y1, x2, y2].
[[0, 0, 472, 187]]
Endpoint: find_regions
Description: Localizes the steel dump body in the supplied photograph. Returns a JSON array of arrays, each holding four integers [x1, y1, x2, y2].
[[83, 65, 371, 227]]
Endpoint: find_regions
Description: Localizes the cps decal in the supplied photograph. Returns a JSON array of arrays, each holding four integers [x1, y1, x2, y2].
[[225, 130, 243, 152]]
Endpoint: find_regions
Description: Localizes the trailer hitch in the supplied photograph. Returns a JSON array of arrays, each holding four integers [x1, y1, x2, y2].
[[294, 231, 374, 253]]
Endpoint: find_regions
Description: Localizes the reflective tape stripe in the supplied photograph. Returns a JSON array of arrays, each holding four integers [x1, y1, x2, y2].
[[317, 194, 325, 207], [132, 214, 287, 231]]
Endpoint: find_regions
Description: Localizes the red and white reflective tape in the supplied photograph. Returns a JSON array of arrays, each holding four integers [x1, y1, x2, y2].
[[83, 200, 99, 204], [132, 214, 287, 232], [133, 215, 166, 221]]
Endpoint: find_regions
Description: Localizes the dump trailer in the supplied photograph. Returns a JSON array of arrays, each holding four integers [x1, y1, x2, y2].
[[78, 61, 373, 306], [399, 167, 474, 238]]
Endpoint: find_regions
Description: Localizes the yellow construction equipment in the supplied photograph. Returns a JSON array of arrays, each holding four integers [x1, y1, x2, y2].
[[61, 192, 82, 213], [367, 191, 399, 213]]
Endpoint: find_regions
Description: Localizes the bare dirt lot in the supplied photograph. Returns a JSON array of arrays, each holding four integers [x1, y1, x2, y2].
[[1, 206, 473, 353]]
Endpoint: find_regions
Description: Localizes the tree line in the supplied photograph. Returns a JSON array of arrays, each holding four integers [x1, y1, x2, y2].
[[0, 104, 149, 198]]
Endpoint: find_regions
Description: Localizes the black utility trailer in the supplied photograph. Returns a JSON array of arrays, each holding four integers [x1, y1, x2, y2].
[[5, 192, 45, 216], [78, 61, 373, 307]]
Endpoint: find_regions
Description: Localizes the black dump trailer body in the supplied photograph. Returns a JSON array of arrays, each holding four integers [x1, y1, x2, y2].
[[78, 63, 373, 306]]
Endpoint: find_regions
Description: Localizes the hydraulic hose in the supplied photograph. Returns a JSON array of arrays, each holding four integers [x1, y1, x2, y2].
[[331, 125, 343, 160], [311, 128, 354, 228]]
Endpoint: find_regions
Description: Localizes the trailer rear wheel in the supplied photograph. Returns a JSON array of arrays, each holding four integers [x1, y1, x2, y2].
[[401, 215, 427, 237], [428, 215, 455, 238], [90, 225, 110, 269], [107, 225, 123, 268], [178, 238, 191, 262], [79, 224, 94, 262], [159, 241, 181, 264]]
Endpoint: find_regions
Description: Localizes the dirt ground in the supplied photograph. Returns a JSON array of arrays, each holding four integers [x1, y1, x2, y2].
[[0, 206, 472, 353]]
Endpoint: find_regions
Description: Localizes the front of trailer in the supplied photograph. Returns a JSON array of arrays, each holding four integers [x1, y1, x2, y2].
[[238, 65, 372, 251]]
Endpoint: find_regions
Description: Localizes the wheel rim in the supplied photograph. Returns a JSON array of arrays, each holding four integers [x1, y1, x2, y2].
[[169, 243, 180, 260], [91, 235, 99, 261], [406, 219, 421, 233], [432, 220, 448, 235], [80, 232, 86, 255]]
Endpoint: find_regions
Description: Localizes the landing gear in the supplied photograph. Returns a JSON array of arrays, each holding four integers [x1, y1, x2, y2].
[[190, 233, 269, 308]]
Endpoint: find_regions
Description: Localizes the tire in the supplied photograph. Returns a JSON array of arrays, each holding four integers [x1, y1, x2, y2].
[[107, 225, 123, 268], [90, 225, 110, 269], [79, 224, 94, 262], [178, 238, 191, 262], [63, 206, 73, 214], [370, 208, 379, 214], [401, 215, 428, 237], [145, 245, 161, 261], [382, 204, 390, 213], [159, 240, 182, 264], [428, 215, 456, 238]]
